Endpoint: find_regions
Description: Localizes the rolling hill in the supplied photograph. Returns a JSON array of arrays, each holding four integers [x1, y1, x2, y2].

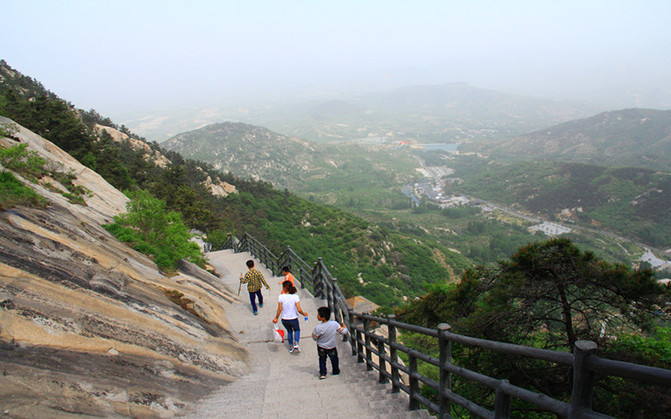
[[162, 122, 320, 189], [162, 121, 420, 192], [465, 108, 671, 170]]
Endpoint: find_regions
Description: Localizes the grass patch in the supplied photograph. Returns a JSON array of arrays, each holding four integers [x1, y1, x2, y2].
[[0, 171, 48, 210], [1, 144, 89, 206]]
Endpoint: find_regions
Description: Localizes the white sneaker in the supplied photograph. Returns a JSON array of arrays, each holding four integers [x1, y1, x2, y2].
[[288, 346, 295, 353], [293, 345, 300, 353]]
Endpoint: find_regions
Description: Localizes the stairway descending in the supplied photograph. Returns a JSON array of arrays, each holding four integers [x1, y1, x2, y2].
[[184, 249, 430, 418]]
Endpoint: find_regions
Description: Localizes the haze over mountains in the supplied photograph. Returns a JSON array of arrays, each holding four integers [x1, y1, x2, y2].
[[466, 108, 671, 171], [121, 84, 601, 144], [161, 99, 671, 254], [162, 121, 420, 194], [160, 96, 671, 192]]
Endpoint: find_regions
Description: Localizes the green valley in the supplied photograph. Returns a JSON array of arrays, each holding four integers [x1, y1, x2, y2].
[[161, 114, 671, 277], [3, 58, 670, 307]]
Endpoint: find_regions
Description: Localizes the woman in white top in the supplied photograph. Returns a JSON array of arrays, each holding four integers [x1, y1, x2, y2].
[[272, 280, 308, 353]]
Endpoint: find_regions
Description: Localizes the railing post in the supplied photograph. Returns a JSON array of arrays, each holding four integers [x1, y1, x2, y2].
[[349, 309, 357, 356], [409, 353, 419, 411], [494, 379, 511, 419], [364, 317, 373, 371], [338, 306, 348, 338], [285, 246, 292, 279], [330, 278, 338, 314], [388, 315, 400, 393], [228, 233, 236, 252], [378, 337, 387, 384], [313, 259, 324, 298], [568, 340, 598, 418], [438, 323, 452, 419], [356, 323, 364, 363], [333, 298, 343, 325]]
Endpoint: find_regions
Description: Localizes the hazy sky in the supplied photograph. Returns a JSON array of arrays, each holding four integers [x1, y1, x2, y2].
[[3, 0, 671, 115]]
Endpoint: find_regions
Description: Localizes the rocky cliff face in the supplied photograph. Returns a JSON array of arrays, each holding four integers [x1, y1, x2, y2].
[[0, 118, 246, 418], [94, 124, 172, 169]]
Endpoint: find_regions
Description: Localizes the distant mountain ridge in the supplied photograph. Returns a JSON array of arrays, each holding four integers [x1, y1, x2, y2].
[[468, 108, 671, 170], [119, 83, 599, 143], [248, 83, 601, 143]]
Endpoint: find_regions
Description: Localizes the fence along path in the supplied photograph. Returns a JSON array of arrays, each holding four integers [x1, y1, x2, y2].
[[185, 249, 430, 418], [201, 233, 671, 418]]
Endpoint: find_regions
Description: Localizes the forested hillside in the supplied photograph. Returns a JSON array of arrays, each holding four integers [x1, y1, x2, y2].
[[447, 158, 671, 248], [162, 103, 671, 265], [162, 121, 421, 192], [396, 239, 670, 418], [163, 122, 318, 189], [0, 60, 468, 307], [466, 108, 671, 170]]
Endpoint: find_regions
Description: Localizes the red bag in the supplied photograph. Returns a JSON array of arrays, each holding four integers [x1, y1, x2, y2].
[[273, 323, 284, 343]]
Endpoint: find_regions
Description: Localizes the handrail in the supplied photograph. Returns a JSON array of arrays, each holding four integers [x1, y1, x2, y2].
[[212, 233, 671, 419]]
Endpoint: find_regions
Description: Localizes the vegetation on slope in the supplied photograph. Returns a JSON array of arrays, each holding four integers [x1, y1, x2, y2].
[[0, 142, 89, 207], [162, 121, 421, 193], [204, 178, 472, 305], [0, 60, 465, 306], [465, 108, 671, 171], [0, 170, 46, 210], [448, 157, 671, 249], [396, 238, 671, 418], [104, 190, 204, 271]]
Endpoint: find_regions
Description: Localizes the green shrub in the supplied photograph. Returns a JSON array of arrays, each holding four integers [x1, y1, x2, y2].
[[0, 122, 18, 138], [0, 143, 47, 180], [0, 144, 91, 205], [104, 189, 204, 271]]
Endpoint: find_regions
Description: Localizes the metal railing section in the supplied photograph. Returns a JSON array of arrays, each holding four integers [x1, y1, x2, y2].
[[211, 233, 671, 419]]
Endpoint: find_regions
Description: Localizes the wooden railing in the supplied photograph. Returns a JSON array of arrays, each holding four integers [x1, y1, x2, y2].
[[211, 233, 671, 419]]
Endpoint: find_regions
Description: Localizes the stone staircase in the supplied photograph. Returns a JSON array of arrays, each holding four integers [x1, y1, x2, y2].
[[183, 249, 430, 418]]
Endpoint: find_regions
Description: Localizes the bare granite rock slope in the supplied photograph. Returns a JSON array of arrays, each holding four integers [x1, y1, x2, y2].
[[0, 118, 246, 418]]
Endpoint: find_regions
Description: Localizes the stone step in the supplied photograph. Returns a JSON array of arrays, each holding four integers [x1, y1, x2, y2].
[[185, 251, 434, 419]]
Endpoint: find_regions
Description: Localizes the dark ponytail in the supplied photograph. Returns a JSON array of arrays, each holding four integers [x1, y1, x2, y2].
[[282, 280, 297, 294]]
